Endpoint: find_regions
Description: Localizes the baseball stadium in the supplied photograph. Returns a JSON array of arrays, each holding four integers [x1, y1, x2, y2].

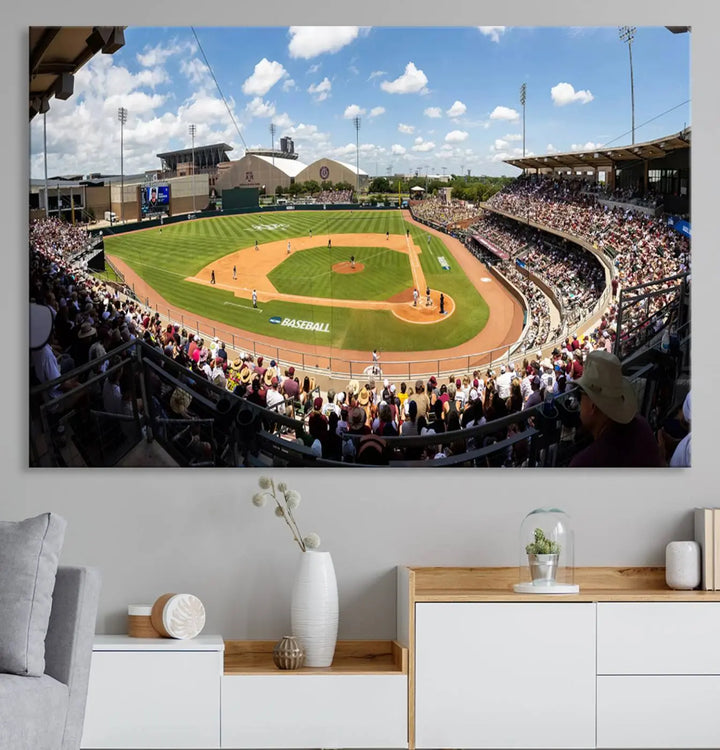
[[29, 26, 691, 468]]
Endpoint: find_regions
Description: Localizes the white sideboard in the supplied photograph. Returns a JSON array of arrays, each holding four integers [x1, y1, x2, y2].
[[80, 635, 224, 749], [399, 566, 720, 750], [81, 637, 407, 749]]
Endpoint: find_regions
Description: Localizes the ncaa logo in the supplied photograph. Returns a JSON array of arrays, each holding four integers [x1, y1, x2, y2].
[[269, 316, 282, 325]]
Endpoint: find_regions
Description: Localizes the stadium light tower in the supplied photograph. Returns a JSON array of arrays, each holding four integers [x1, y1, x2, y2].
[[117, 107, 127, 223], [189, 123, 196, 213], [520, 82, 527, 158], [618, 26, 637, 145], [269, 122, 276, 169], [353, 116, 361, 195]]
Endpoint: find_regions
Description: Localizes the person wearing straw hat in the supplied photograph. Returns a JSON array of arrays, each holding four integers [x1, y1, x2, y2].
[[569, 351, 662, 467]]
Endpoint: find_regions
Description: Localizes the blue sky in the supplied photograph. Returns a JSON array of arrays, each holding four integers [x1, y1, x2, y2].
[[29, 26, 690, 180]]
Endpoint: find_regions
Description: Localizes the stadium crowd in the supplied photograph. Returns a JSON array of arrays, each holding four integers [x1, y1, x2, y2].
[[316, 189, 353, 204], [410, 195, 478, 230]]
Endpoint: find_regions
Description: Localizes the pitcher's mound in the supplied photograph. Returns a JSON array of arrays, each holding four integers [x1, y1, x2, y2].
[[333, 261, 364, 274]]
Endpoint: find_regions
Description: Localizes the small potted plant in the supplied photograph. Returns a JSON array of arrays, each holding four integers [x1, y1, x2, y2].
[[525, 528, 561, 584]]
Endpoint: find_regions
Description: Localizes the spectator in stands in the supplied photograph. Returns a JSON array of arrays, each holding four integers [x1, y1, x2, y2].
[[668, 392, 691, 467], [569, 351, 663, 467]]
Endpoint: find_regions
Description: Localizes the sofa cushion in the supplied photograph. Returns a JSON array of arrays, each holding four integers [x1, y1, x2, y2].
[[0, 673, 68, 750], [0, 513, 67, 676]]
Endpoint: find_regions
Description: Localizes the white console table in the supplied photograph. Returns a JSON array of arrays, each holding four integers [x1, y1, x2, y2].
[[81, 636, 407, 749], [398, 566, 720, 750]]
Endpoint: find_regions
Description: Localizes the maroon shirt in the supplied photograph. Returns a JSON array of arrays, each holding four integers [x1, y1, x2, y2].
[[569, 415, 663, 467]]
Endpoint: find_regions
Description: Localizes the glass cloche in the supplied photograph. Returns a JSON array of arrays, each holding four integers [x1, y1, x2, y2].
[[514, 507, 579, 593]]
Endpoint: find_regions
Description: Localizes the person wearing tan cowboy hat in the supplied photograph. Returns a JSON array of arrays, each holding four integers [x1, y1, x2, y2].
[[569, 351, 662, 467], [239, 365, 253, 386], [169, 387, 193, 418], [263, 367, 276, 388]]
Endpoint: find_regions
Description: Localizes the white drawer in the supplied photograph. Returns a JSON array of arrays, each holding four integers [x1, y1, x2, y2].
[[82, 650, 222, 748], [597, 676, 720, 748], [221, 673, 407, 748], [597, 602, 720, 674]]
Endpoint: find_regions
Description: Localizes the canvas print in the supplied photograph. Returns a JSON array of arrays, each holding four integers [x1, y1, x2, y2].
[[29, 26, 691, 467]]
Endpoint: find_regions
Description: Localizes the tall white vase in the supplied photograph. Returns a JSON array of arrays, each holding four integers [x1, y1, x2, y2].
[[290, 550, 338, 667]]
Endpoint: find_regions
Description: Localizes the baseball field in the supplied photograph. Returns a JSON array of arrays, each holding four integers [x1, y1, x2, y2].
[[104, 209, 520, 357]]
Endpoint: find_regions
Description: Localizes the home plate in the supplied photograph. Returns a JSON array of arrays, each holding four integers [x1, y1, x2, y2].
[[480, 278, 492, 283]]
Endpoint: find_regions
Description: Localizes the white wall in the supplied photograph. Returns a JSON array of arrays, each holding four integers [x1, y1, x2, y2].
[[9, 4, 718, 640]]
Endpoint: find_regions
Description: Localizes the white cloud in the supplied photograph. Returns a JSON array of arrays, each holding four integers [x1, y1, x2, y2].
[[284, 122, 326, 143], [369, 106, 385, 117], [571, 141, 599, 151], [136, 42, 187, 67], [398, 123, 415, 134], [412, 138, 435, 152], [272, 112, 294, 130], [504, 133, 522, 142], [490, 105, 520, 121], [246, 97, 276, 118], [282, 79, 296, 92], [546, 143, 558, 153], [491, 146, 532, 162], [368, 70, 386, 80], [288, 27, 368, 59], [343, 104, 366, 119], [391, 144, 407, 155], [308, 77, 332, 102], [334, 143, 357, 157], [134, 67, 170, 89], [494, 139, 508, 150], [242, 58, 288, 96], [445, 130, 469, 143], [446, 100, 467, 118], [348, 65, 359, 76], [478, 27, 506, 43], [307, 64, 321, 75], [551, 82, 594, 106], [424, 107, 442, 118], [380, 62, 429, 95]]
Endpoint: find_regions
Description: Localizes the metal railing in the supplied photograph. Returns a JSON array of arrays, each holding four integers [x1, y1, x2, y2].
[[29, 329, 688, 468]]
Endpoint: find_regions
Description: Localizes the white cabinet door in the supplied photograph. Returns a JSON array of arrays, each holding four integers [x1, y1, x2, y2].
[[415, 602, 596, 749], [81, 650, 222, 749], [222, 674, 407, 748], [597, 603, 720, 674], [597, 676, 720, 748]]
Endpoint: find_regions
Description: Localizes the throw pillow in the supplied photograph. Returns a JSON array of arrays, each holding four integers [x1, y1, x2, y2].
[[0, 512, 67, 675]]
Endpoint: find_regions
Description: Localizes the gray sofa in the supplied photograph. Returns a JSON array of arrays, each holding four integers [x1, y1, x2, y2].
[[0, 566, 101, 750]]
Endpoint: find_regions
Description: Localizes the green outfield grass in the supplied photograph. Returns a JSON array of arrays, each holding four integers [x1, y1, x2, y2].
[[103, 210, 490, 352], [268, 245, 413, 301]]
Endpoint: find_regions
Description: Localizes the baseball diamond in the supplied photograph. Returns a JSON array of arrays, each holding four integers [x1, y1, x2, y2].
[[104, 209, 524, 372]]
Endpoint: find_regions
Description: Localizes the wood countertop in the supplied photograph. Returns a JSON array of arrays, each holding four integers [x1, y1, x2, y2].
[[404, 566, 720, 602], [224, 639, 407, 675]]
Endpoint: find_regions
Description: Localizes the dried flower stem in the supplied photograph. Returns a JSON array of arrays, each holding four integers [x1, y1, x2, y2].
[[270, 479, 306, 551]]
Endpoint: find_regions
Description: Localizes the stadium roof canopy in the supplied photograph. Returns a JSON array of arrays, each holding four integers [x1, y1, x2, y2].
[[332, 159, 369, 177], [504, 129, 690, 172], [157, 143, 233, 161], [29, 27, 126, 120], [253, 154, 309, 178]]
